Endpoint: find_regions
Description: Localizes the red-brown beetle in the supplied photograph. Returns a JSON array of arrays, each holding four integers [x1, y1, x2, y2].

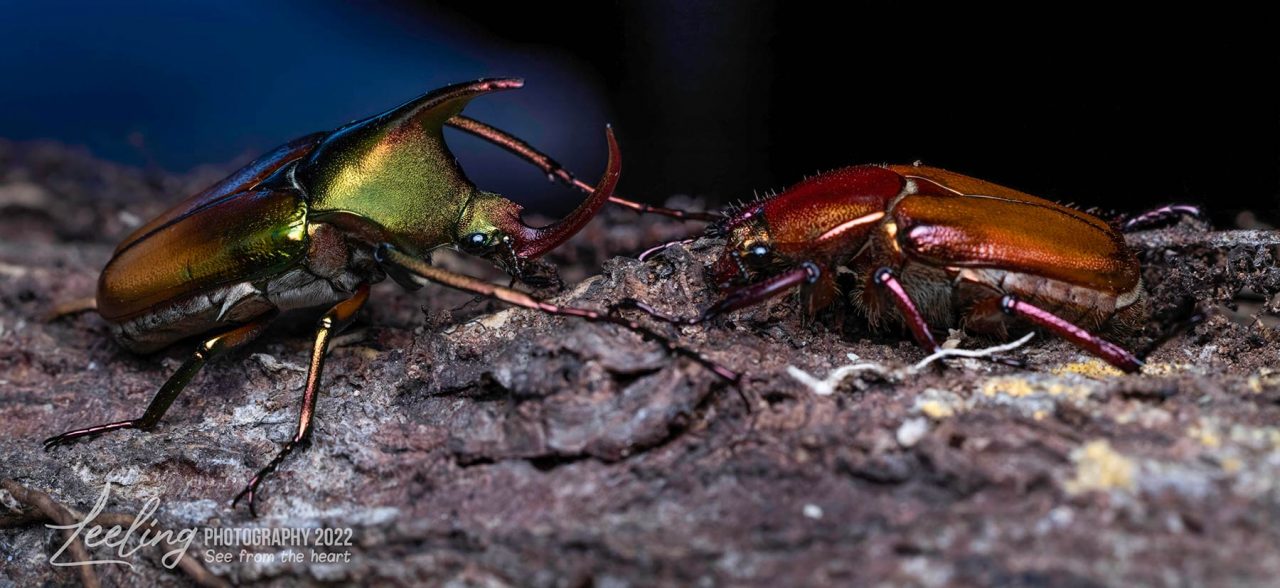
[[614, 164, 1202, 373]]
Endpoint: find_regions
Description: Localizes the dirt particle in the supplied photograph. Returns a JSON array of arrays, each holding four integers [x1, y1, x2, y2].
[[896, 417, 929, 448]]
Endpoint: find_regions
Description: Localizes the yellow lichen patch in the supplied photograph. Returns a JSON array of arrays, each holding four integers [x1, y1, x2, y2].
[[1188, 423, 1222, 449], [918, 400, 955, 420], [981, 377, 1036, 398], [1051, 359, 1190, 379], [1248, 375, 1263, 394], [1220, 457, 1244, 474], [1141, 362, 1194, 376], [1044, 381, 1095, 401], [980, 377, 1094, 402], [1064, 440, 1136, 495], [1033, 410, 1048, 421], [1247, 368, 1280, 394], [1051, 359, 1124, 379]]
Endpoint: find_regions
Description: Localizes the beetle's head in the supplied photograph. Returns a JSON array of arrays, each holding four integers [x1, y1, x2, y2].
[[296, 78, 620, 284], [708, 206, 782, 291], [454, 128, 620, 280]]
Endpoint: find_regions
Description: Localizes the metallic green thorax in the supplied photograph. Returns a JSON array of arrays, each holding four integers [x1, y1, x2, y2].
[[297, 80, 517, 257]]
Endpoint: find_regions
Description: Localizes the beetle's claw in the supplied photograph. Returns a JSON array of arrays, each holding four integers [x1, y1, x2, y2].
[[42, 434, 71, 451], [231, 478, 262, 518], [232, 439, 307, 518]]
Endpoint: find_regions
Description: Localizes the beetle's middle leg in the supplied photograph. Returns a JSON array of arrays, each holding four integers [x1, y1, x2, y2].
[[868, 268, 941, 353], [232, 283, 370, 516], [43, 311, 277, 450]]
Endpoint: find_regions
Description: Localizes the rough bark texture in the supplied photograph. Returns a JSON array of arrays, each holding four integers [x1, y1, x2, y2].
[[2, 140, 1279, 587]]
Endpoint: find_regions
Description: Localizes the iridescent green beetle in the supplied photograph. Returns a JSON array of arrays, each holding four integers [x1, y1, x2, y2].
[[43, 79, 733, 515]]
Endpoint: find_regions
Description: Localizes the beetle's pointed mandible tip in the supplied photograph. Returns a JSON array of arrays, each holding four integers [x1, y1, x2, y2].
[[489, 77, 524, 89], [507, 125, 620, 259]]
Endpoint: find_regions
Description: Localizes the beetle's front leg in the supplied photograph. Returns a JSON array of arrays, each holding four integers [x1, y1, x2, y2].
[[43, 311, 278, 450], [232, 283, 370, 517], [612, 262, 824, 326]]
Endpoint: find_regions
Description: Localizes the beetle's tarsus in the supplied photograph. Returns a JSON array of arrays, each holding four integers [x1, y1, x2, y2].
[[1121, 204, 1207, 232], [42, 421, 138, 450], [232, 438, 308, 518], [607, 298, 698, 325], [606, 264, 835, 379], [42, 313, 275, 454]]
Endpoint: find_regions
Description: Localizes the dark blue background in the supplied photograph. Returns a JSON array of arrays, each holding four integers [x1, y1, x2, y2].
[[0, 1, 610, 213]]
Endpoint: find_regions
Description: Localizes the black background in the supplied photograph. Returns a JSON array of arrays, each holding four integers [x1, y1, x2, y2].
[[434, 2, 1279, 226]]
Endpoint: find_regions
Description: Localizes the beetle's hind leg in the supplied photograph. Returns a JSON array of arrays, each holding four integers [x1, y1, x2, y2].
[[232, 283, 370, 517], [43, 311, 277, 450], [974, 295, 1143, 373], [43, 296, 97, 322]]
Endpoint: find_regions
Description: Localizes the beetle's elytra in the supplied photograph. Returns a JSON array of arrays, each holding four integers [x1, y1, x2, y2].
[[617, 164, 1199, 374], [44, 79, 735, 516]]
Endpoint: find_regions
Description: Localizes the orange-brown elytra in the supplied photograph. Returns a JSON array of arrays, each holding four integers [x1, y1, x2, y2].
[[45, 79, 736, 517], [615, 164, 1198, 373]]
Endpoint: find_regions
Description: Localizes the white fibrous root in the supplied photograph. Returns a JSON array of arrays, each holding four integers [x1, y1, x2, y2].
[[907, 332, 1035, 373], [786, 355, 888, 396], [787, 332, 1036, 396]]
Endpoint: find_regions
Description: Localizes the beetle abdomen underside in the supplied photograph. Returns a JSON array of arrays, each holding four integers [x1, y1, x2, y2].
[[106, 262, 371, 354]]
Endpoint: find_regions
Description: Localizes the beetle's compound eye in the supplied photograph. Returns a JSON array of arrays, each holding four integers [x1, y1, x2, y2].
[[742, 243, 771, 266], [459, 232, 495, 255]]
